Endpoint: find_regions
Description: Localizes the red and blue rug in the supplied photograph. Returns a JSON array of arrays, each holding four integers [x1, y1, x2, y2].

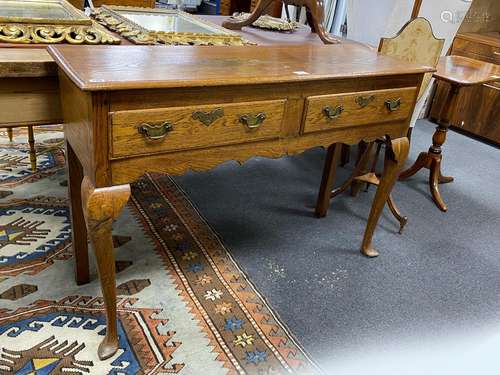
[[0, 129, 318, 374]]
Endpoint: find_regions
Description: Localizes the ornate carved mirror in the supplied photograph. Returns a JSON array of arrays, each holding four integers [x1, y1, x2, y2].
[[93, 6, 250, 46], [0, 0, 120, 44]]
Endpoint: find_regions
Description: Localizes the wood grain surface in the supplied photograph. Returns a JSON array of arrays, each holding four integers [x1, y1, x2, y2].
[[302, 87, 417, 133], [0, 77, 62, 126], [429, 33, 500, 145], [47, 43, 434, 91], [110, 99, 285, 158], [51, 22, 431, 358], [378, 18, 444, 100], [452, 33, 500, 65], [0, 15, 327, 79], [0, 49, 56, 78], [434, 55, 500, 86]]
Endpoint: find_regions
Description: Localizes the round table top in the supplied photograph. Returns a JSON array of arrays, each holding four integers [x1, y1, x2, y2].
[[434, 55, 500, 87]]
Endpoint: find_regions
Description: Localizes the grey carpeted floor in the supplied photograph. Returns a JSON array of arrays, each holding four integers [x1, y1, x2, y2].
[[175, 120, 500, 375]]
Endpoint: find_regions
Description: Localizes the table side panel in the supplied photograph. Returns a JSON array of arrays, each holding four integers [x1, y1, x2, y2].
[[0, 77, 62, 126], [59, 73, 94, 178], [59, 73, 113, 186]]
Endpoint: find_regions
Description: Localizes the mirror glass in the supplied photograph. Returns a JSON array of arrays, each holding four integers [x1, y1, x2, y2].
[[118, 10, 221, 34], [0, 1, 74, 20]]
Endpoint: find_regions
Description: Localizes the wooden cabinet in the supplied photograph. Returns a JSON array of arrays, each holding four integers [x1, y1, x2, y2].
[[429, 32, 500, 144], [452, 36, 500, 64]]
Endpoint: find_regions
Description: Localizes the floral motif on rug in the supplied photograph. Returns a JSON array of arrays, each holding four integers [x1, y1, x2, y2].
[[0, 131, 317, 374], [130, 173, 317, 374], [0, 143, 65, 187]]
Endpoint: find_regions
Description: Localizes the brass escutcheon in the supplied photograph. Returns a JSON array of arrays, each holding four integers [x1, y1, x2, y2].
[[323, 105, 344, 120], [355, 95, 375, 108], [192, 107, 224, 126], [239, 112, 266, 130], [138, 122, 173, 141], [385, 98, 401, 112]]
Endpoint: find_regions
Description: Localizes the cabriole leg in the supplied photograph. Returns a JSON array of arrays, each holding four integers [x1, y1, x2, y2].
[[361, 137, 409, 257], [81, 176, 130, 360]]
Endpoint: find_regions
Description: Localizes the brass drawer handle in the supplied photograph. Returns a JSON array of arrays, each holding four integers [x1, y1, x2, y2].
[[192, 107, 224, 126], [239, 112, 266, 130], [323, 105, 344, 120], [493, 51, 500, 56], [385, 98, 401, 112], [355, 95, 375, 108], [138, 122, 173, 141]]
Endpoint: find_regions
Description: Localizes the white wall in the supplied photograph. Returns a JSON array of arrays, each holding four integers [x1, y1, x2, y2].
[[346, 0, 473, 125], [346, 0, 410, 47], [346, 0, 473, 52]]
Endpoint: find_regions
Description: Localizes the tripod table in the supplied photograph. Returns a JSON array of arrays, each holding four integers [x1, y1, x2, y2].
[[399, 55, 500, 212]]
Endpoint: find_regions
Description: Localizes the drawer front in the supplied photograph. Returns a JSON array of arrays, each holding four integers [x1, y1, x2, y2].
[[453, 38, 500, 65], [303, 87, 417, 134], [110, 99, 286, 158]]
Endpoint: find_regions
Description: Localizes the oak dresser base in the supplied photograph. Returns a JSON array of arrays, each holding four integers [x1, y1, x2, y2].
[[50, 43, 432, 359]]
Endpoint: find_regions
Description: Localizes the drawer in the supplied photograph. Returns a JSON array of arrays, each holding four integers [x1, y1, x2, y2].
[[302, 87, 417, 134], [453, 38, 500, 65], [110, 99, 286, 158]]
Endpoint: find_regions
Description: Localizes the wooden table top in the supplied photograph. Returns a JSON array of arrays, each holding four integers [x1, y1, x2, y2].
[[48, 43, 433, 91], [0, 16, 373, 79], [434, 55, 500, 86]]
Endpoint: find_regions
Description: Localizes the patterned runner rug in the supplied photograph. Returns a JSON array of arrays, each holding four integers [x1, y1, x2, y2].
[[0, 129, 317, 374]]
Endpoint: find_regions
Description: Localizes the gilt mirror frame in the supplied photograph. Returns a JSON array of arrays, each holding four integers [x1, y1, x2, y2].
[[92, 5, 250, 46], [0, 0, 91, 25], [0, 0, 120, 44]]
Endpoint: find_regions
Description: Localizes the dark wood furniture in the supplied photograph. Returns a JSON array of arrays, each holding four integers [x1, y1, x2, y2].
[[219, 0, 280, 17], [400, 55, 500, 212], [47, 43, 431, 359], [429, 32, 500, 145]]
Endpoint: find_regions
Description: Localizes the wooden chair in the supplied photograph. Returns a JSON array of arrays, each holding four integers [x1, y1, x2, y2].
[[316, 17, 444, 233]]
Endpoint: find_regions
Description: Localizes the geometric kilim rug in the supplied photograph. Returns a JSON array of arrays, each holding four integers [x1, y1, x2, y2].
[[0, 129, 318, 374]]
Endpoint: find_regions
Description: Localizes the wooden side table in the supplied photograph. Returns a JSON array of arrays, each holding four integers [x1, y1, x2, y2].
[[399, 55, 500, 212], [48, 43, 431, 358]]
